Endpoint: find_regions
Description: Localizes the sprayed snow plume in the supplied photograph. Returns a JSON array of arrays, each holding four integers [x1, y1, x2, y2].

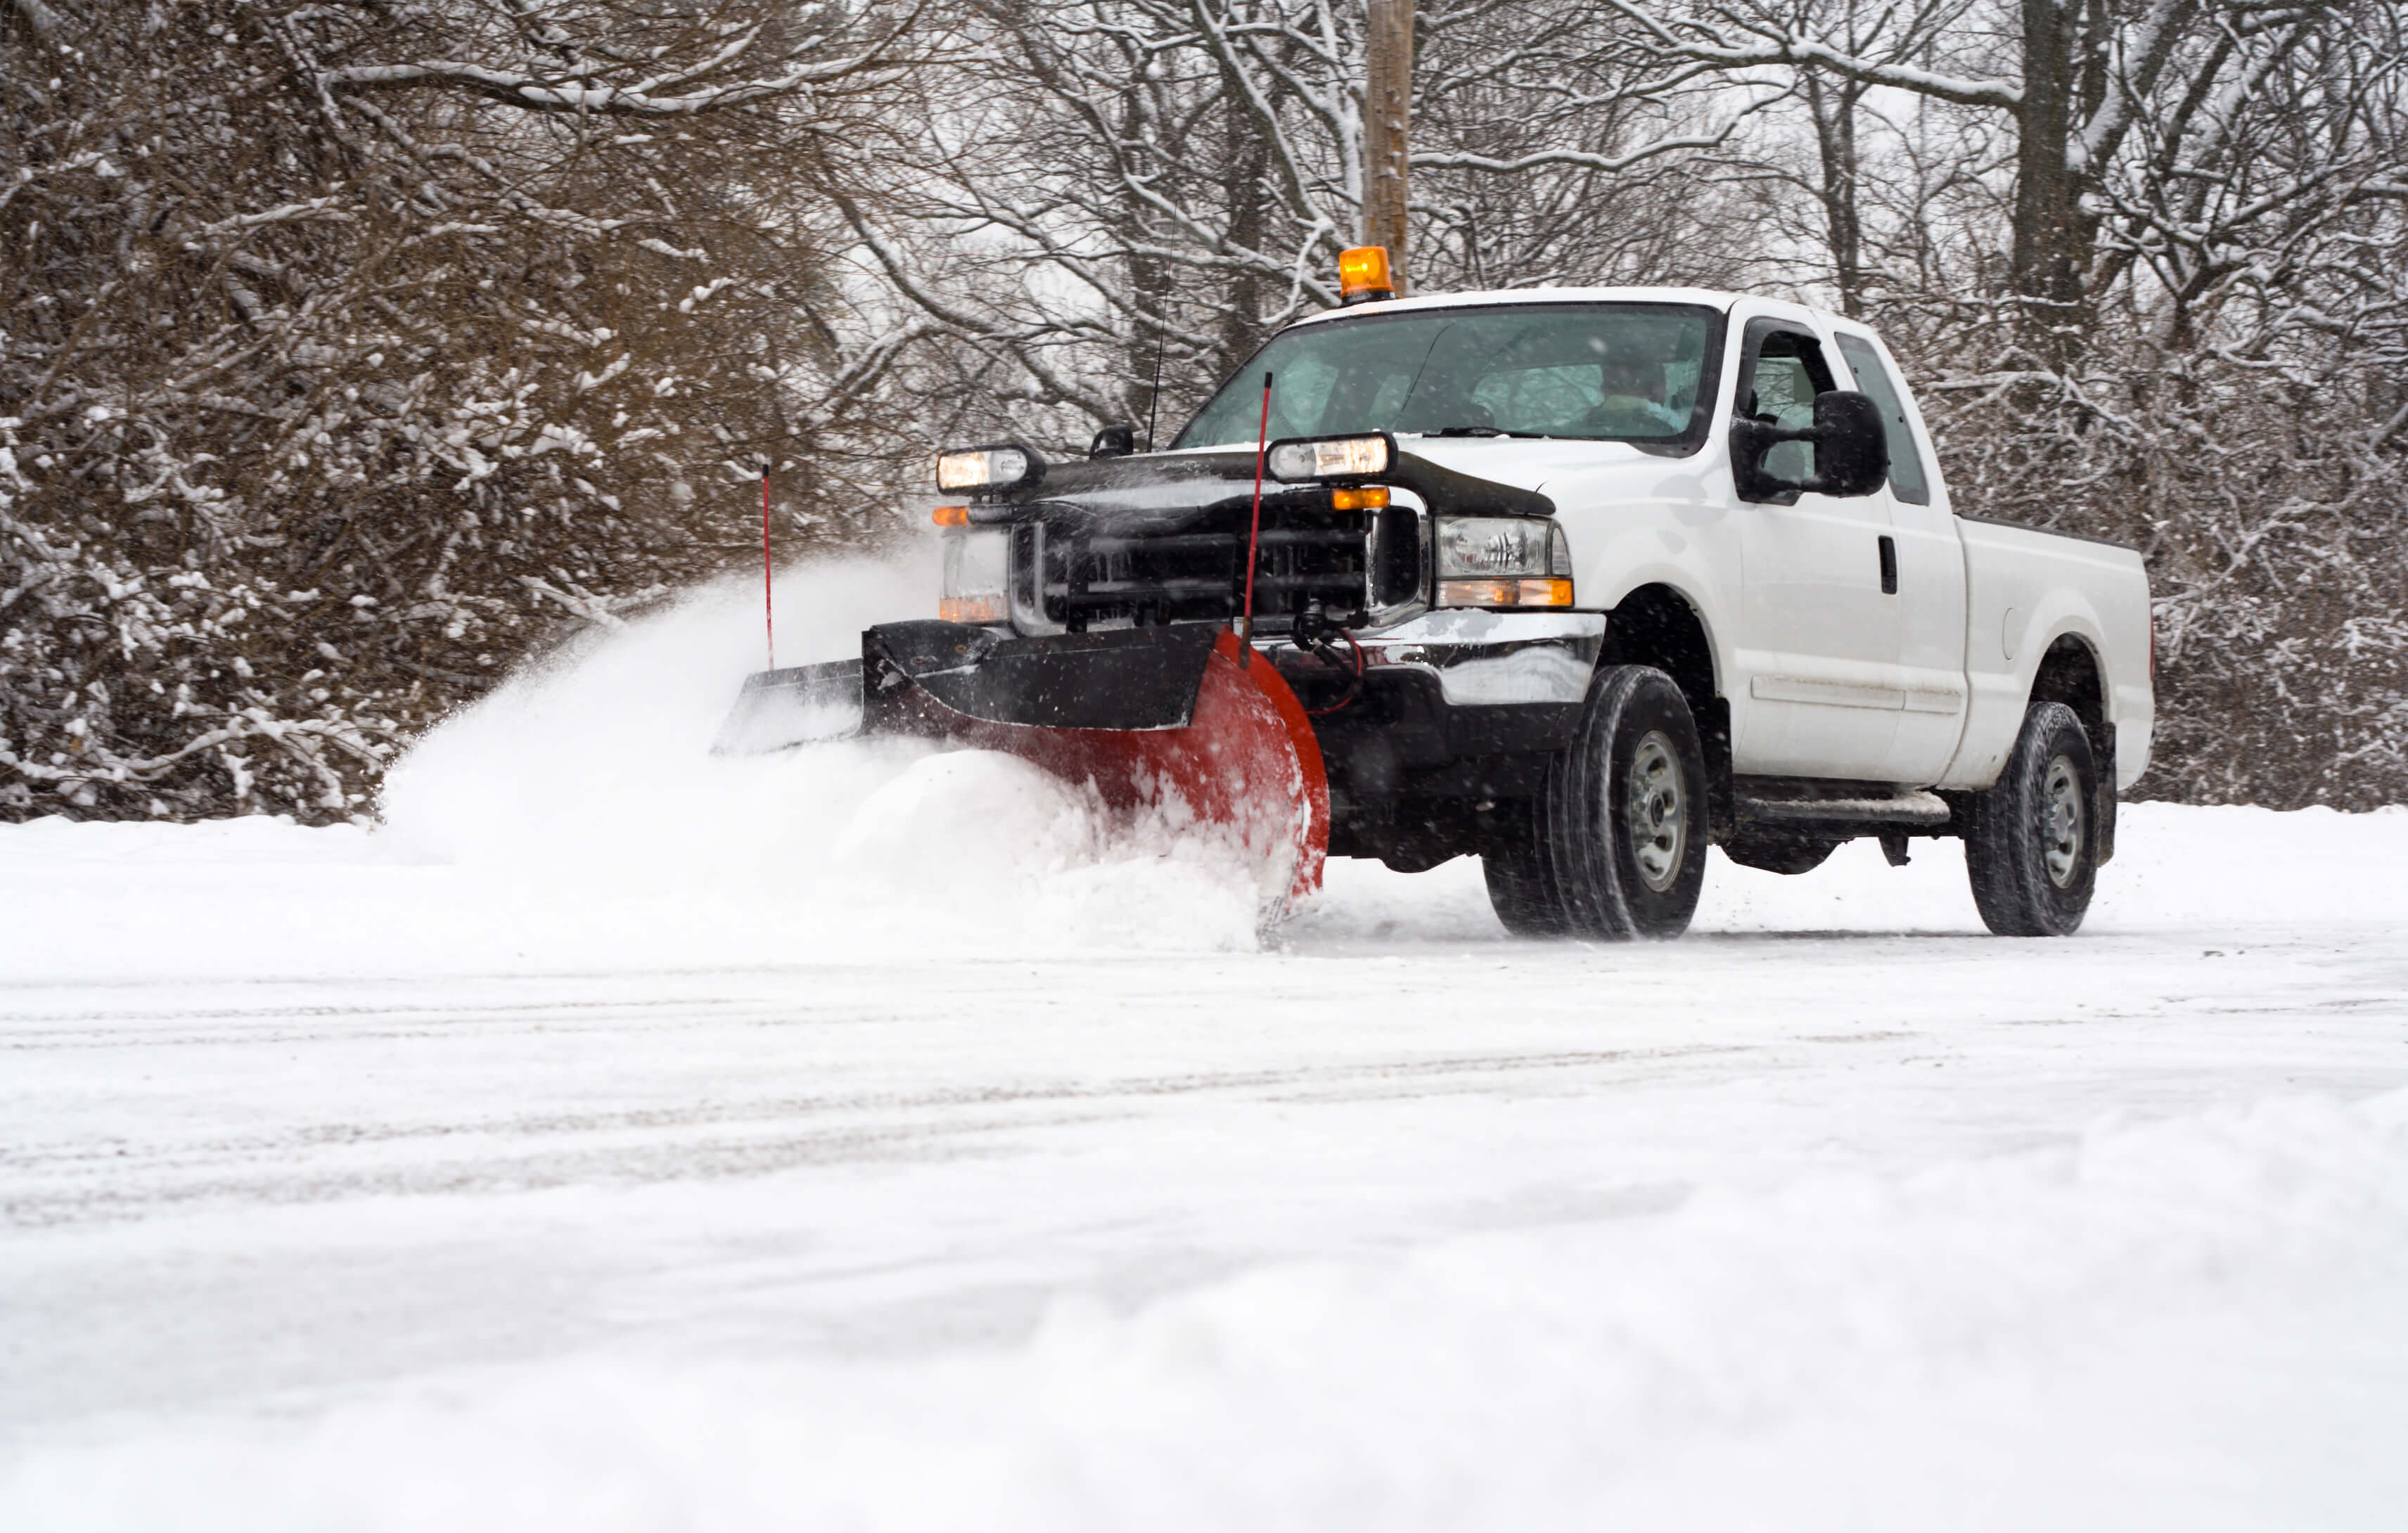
[[372, 560, 1267, 967]]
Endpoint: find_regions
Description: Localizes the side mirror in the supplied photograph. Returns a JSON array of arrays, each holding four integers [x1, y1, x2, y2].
[[1088, 423, 1136, 460], [1729, 389, 1890, 503], [1809, 391, 1889, 497]]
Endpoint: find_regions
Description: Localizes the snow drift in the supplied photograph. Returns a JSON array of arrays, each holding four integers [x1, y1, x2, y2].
[[8, 1088, 2406, 1531]]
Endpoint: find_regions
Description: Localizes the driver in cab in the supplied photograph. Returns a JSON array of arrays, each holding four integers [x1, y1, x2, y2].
[[1587, 349, 1686, 435]]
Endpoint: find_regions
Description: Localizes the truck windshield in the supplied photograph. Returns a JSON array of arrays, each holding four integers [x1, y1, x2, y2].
[[1174, 302, 1720, 451]]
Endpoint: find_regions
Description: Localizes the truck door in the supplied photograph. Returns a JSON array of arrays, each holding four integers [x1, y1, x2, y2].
[[1727, 314, 1901, 781], [1831, 328, 1969, 784]]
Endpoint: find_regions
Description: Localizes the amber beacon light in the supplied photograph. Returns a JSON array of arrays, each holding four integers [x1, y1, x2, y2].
[[1337, 246, 1397, 304]]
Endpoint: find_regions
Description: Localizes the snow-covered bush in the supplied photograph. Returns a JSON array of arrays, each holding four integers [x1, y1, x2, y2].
[[1, 0, 923, 819]]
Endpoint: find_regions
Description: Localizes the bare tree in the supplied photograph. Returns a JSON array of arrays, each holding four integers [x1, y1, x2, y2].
[[1608, 0, 2408, 346], [835, 0, 1768, 454]]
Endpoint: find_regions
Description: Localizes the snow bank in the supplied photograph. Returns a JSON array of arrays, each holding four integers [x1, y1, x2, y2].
[[11, 1089, 2405, 1530]]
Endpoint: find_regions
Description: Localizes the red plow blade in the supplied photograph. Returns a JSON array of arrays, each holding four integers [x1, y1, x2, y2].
[[995, 630, 1328, 914], [721, 624, 1328, 917]]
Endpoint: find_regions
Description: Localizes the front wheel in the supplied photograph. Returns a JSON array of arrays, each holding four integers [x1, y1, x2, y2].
[[1482, 665, 1709, 940], [1965, 700, 2099, 936]]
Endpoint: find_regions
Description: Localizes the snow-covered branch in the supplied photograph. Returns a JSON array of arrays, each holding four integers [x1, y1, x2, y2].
[[1601, 0, 2023, 110]]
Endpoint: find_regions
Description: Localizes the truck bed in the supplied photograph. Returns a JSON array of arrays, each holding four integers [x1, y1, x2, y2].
[[1948, 515, 2153, 792]]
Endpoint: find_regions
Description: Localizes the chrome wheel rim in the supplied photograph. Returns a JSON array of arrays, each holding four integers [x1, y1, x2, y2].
[[2042, 754, 2084, 888], [1625, 729, 1686, 892]]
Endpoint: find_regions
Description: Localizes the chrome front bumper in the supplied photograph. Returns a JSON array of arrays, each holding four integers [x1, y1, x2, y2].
[[1272, 610, 1606, 707]]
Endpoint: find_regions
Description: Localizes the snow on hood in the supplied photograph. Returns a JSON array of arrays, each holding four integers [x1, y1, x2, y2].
[[1396, 435, 1700, 504]]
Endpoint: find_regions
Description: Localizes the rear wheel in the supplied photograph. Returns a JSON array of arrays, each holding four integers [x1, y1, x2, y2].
[[1965, 701, 2099, 936], [1482, 665, 1708, 940]]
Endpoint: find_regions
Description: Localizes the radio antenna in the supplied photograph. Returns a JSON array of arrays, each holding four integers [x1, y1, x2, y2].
[[1144, 326, 1167, 453]]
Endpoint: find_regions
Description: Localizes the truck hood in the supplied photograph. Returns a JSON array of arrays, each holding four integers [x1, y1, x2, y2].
[[1389, 435, 1687, 501]]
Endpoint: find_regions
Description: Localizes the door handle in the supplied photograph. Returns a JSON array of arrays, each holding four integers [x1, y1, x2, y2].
[[1878, 535, 1898, 595]]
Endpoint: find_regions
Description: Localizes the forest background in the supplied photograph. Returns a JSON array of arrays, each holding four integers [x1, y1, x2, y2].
[[4, 0, 2404, 821]]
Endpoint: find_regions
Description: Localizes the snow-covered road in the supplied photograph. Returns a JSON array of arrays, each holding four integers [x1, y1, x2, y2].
[[6, 579, 2407, 1529]]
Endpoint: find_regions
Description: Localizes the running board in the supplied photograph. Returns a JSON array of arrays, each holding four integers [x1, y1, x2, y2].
[[1736, 785, 1952, 826]]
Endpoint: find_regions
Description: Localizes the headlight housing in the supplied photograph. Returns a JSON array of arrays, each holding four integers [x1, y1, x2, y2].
[[1266, 432, 1392, 481], [935, 444, 1042, 494], [939, 528, 1010, 624], [1435, 518, 1574, 608]]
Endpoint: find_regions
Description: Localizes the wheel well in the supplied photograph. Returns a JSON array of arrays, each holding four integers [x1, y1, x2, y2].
[[2030, 634, 2115, 863], [1601, 584, 1731, 834], [2030, 634, 2106, 757]]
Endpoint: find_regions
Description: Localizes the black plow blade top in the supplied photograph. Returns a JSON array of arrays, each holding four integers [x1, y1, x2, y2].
[[712, 620, 1224, 754]]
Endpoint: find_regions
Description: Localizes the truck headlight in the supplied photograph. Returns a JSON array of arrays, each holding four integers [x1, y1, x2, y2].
[[1267, 433, 1392, 481], [1435, 518, 1573, 608], [935, 444, 1042, 494], [940, 528, 1010, 624]]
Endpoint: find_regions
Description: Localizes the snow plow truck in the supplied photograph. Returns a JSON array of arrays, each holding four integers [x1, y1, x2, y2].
[[722, 251, 2155, 939]]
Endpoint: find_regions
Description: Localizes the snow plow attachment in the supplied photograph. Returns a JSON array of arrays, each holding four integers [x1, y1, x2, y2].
[[718, 622, 1329, 912]]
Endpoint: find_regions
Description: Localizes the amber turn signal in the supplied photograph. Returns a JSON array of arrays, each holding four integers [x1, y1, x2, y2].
[[1337, 246, 1397, 304], [1330, 486, 1390, 511], [1437, 577, 1574, 608], [937, 594, 1006, 624], [931, 504, 971, 527]]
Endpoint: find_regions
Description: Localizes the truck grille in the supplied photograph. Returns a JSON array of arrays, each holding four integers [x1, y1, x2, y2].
[[1014, 502, 1421, 631]]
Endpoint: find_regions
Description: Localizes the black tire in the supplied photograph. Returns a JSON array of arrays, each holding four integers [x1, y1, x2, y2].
[[1480, 665, 1709, 940], [1965, 700, 2099, 937], [1720, 828, 1840, 875], [1482, 830, 1573, 937]]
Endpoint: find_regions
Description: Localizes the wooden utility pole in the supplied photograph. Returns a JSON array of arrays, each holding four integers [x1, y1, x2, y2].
[[1362, 0, 1413, 294]]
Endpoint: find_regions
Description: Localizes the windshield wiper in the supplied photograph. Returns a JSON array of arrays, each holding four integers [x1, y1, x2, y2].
[[1427, 425, 1561, 439]]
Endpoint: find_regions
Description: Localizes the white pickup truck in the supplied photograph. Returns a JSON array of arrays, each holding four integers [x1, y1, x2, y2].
[[757, 281, 2154, 938]]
